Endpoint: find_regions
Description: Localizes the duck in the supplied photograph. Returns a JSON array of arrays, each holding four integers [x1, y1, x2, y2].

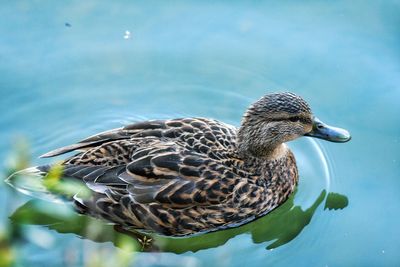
[[23, 92, 351, 236]]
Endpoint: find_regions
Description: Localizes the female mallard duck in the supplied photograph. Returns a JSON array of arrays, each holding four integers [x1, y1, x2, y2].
[[29, 92, 351, 236]]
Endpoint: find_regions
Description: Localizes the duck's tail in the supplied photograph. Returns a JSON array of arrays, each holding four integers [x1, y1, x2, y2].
[[6, 166, 62, 203], [5, 165, 90, 204]]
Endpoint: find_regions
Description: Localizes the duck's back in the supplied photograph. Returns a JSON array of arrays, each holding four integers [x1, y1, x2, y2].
[[44, 118, 237, 162]]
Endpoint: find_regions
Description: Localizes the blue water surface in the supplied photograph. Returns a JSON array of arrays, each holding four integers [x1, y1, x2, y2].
[[1, 1, 399, 267]]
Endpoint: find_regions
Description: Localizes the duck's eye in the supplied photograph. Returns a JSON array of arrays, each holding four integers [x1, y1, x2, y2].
[[289, 116, 301, 122]]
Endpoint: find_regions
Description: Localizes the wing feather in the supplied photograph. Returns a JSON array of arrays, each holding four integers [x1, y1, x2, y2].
[[39, 118, 236, 158], [39, 119, 168, 158], [48, 141, 235, 208]]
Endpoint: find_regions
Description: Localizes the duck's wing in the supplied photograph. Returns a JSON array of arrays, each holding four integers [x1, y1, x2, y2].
[[38, 139, 240, 235], [40, 118, 236, 158], [39, 120, 171, 158], [122, 141, 232, 207], [55, 139, 235, 208]]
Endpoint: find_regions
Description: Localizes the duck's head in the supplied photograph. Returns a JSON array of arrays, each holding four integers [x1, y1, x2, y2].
[[237, 92, 351, 158]]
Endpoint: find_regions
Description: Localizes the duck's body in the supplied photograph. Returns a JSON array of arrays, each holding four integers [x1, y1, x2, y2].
[[39, 118, 297, 236], [16, 92, 351, 236]]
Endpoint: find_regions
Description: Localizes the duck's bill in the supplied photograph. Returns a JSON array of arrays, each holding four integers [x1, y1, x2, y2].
[[305, 117, 351, 143]]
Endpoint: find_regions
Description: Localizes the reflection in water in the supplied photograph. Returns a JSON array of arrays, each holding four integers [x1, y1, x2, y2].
[[325, 192, 349, 210], [9, 189, 348, 253]]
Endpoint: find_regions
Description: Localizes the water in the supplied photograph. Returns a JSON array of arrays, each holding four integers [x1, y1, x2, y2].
[[1, 1, 399, 266]]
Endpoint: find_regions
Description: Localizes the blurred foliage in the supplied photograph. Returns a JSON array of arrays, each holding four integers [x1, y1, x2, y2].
[[42, 163, 92, 200], [42, 163, 64, 190], [0, 137, 31, 267], [0, 235, 15, 267], [2, 138, 137, 267], [4, 137, 31, 175]]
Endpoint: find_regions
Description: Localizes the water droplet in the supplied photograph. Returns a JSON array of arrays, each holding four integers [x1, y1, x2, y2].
[[124, 30, 131, 39]]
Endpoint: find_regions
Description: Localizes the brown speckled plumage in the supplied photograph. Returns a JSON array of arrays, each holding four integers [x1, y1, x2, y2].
[[37, 92, 314, 236]]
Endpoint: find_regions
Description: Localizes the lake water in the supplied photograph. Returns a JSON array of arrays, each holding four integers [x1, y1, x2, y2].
[[1, 1, 399, 267]]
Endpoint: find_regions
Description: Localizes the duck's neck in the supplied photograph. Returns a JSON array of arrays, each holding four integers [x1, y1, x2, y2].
[[237, 130, 287, 160], [236, 120, 290, 159], [265, 143, 289, 160]]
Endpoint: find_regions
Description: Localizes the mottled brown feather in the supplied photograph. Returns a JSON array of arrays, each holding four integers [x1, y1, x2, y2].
[[39, 115, 299, 236]]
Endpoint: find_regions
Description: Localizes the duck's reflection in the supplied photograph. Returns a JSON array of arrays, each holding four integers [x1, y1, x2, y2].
[[9, 190, 348, 253]]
